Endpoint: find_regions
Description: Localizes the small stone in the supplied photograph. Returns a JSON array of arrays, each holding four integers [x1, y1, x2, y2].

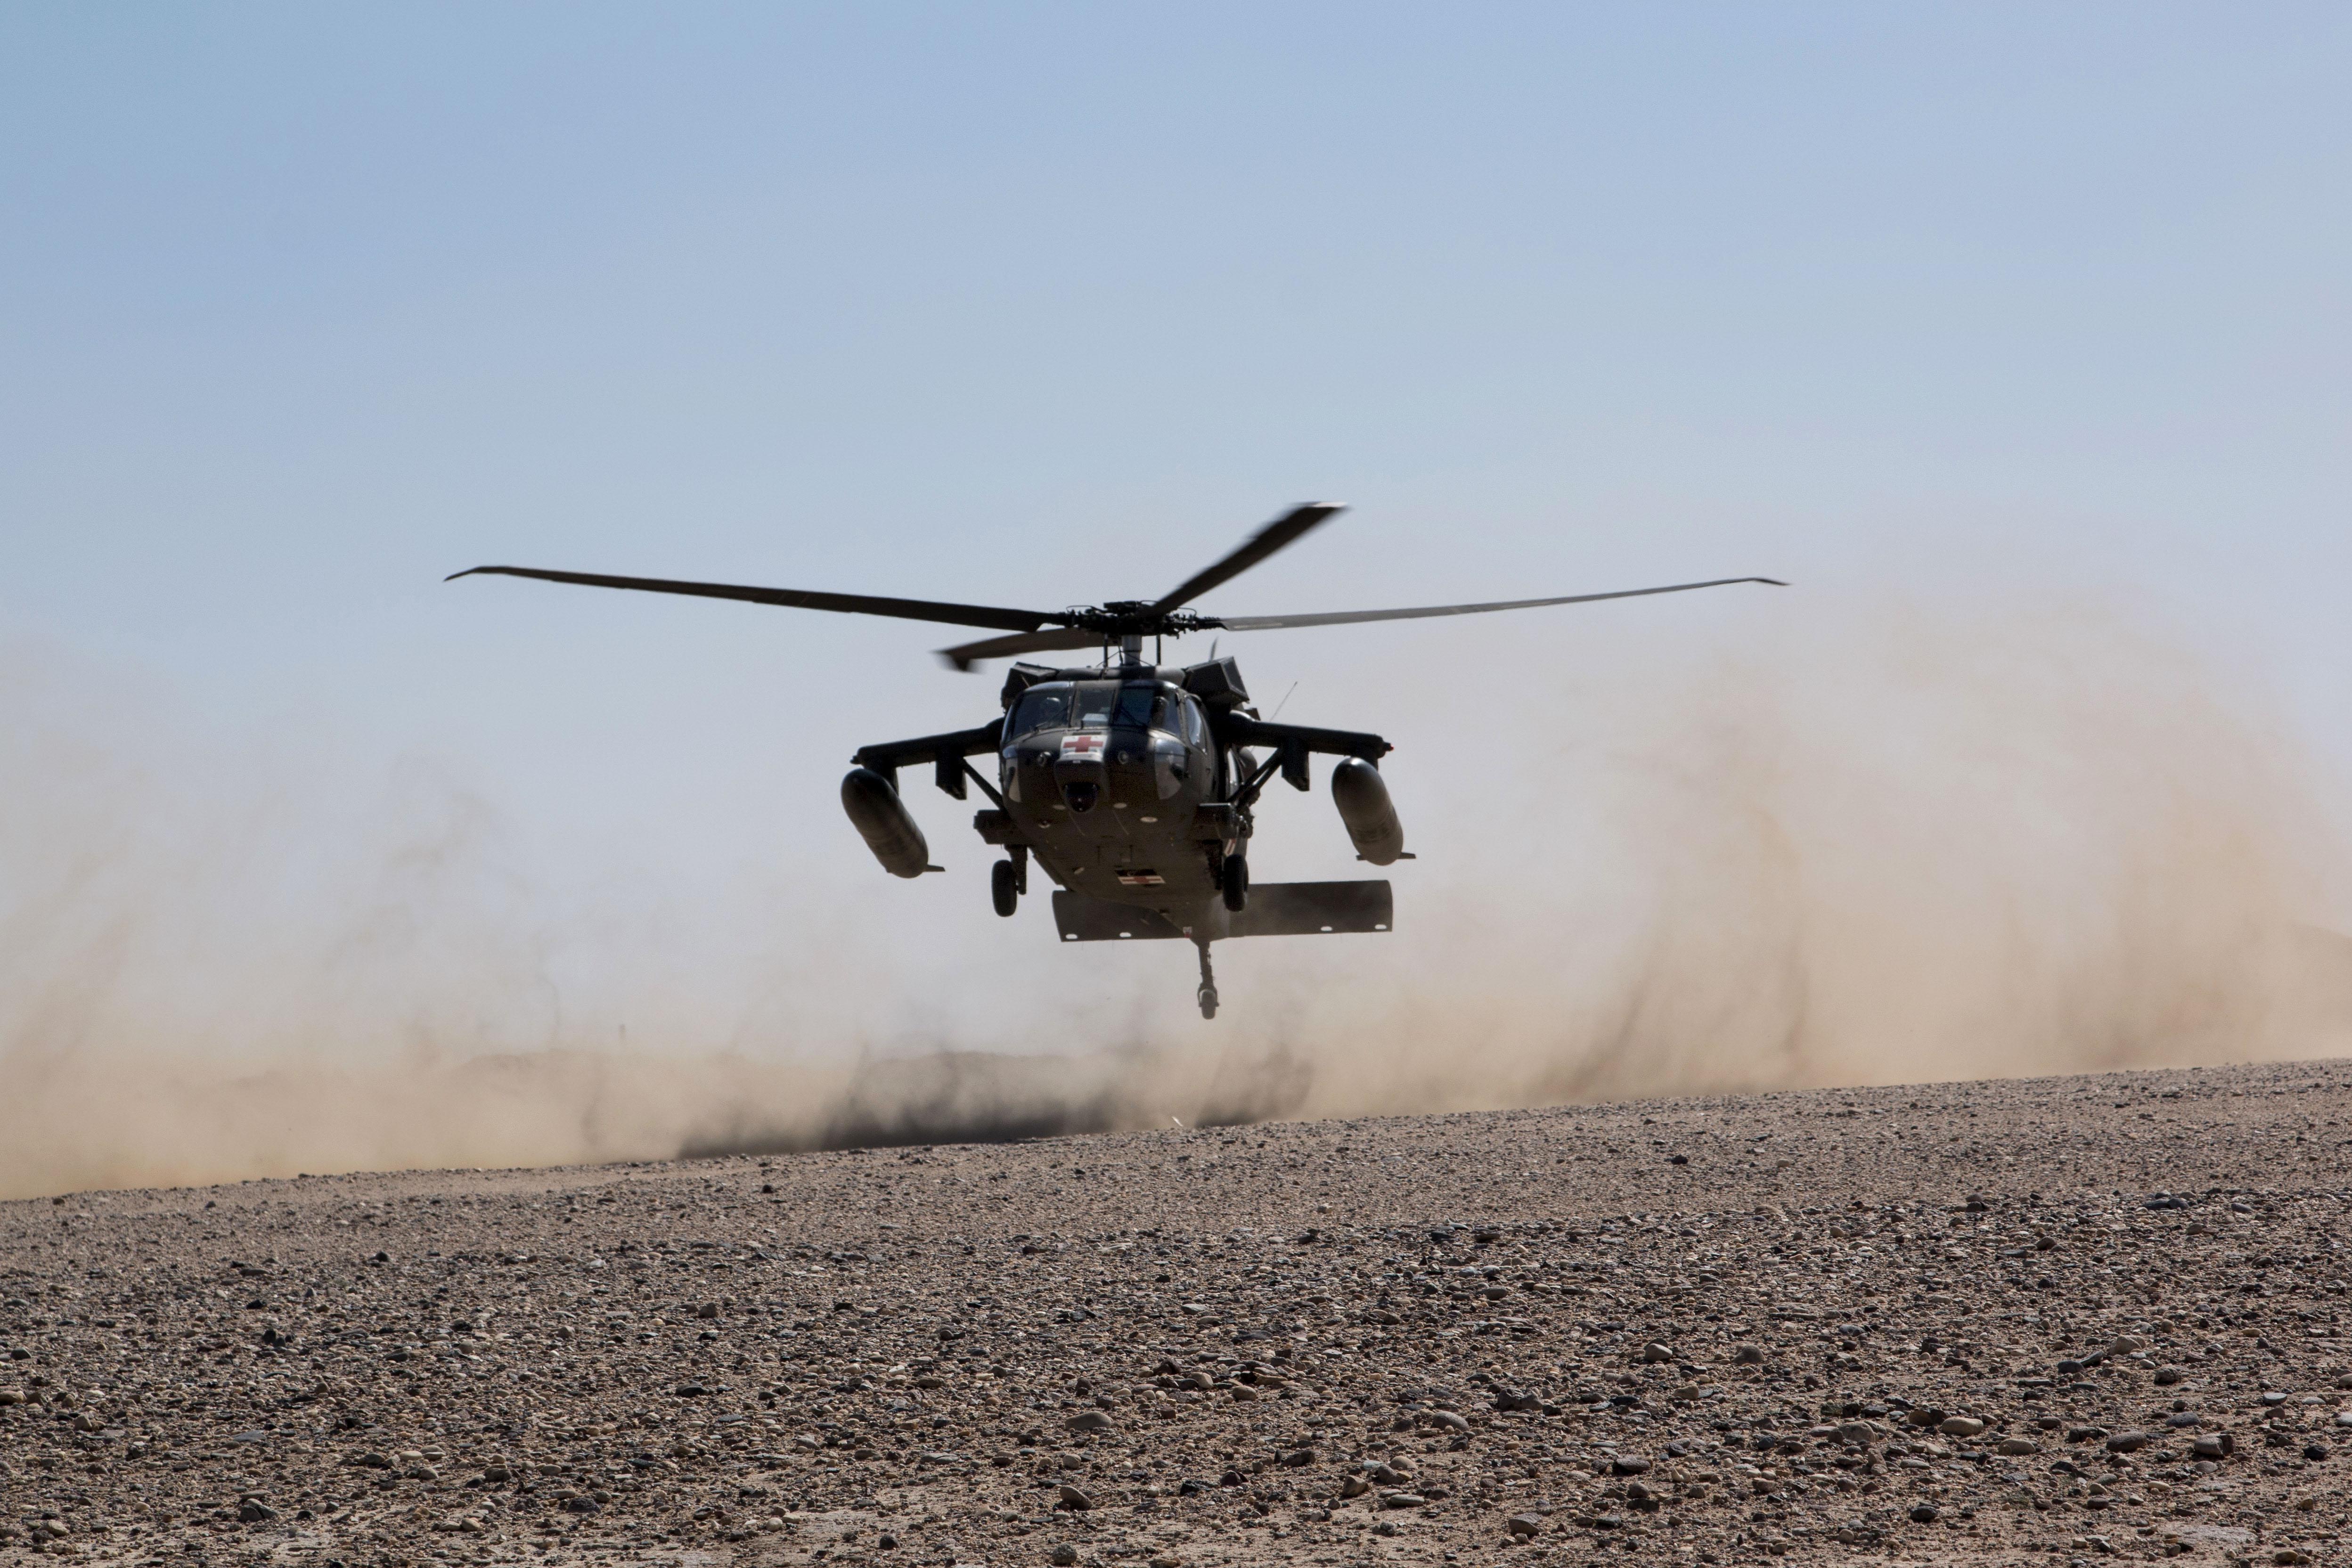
[[1939, 1416, 1986, 1438], [2105, 1431, 2150, 1454], [2304, 1443, 2330, 1461], [1639, 1341, 1676, 1364], [1997, 1437, 2040, 1456], [1909, 1503, 1939, 1524], [1056, 1483, 1094, 1510], [1425, 1409, 1470, 1432], [1066, 1409, 1114, 1434], [1050, 1546, 1079, 1566], [1507, 1513, 1543, 1536], [2192, 1434, 2233, 1459], [1380, 1492, 1427, 1509], [2154, 1366, 2185, 1385], [1229, 1383, 1258, 1402], [1609, 1455, 1652, 1476], [1732, 1346, 1765, 1365]]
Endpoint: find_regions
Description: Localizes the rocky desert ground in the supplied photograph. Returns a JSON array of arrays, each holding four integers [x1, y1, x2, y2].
[[6, 1058, 2352, 1568]]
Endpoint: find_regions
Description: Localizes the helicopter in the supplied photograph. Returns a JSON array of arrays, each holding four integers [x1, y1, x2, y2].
[[450, 504, 1780, 1017]]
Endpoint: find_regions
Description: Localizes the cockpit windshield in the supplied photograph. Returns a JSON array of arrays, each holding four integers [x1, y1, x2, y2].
[[1009, 684, 1073, 737], [1065, 681, 1174, 731], [1117, 685, 1166, 728]]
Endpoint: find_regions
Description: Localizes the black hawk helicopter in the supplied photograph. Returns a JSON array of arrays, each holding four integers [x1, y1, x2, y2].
[[450, 504, 1779, 1017]]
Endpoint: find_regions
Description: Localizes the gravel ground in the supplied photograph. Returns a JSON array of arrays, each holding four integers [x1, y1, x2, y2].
[[6, 1057, 2352, 1568]]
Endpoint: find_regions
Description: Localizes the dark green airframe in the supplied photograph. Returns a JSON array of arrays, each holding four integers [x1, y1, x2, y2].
[[450, 504, 1780, 1017]]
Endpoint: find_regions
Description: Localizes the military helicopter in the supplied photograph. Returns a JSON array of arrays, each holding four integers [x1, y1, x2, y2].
[[450, 504, 1780, 1017]]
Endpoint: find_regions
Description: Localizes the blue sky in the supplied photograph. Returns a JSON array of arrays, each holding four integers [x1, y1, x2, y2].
[[4, 5, 2349, 1057]]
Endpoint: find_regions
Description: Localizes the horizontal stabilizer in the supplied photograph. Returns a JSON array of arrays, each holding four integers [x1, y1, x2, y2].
[[1051, 881, 1392, 943]]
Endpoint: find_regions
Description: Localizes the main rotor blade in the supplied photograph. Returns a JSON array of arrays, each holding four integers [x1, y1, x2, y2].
[[446, 565, 1057, 634], [1151, 502, 1345, 613], [1214, 576, 1787, 631], [935, 626, 1103, 672]]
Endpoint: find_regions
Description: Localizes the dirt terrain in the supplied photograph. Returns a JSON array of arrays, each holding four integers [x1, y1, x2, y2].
[[6, 1058, 2352, 1568]]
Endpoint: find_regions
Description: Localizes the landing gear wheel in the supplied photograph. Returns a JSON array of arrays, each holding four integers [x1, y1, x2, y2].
[[1221, 853, 1249, 913], [990, 859, 1019, 917], [1194, 941, 1219, 1020]]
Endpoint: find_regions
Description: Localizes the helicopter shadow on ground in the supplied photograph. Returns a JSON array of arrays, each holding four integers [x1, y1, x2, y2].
[[677, 1043, 1313, 1156]]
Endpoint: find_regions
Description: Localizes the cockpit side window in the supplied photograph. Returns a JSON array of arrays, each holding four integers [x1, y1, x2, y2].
[[1180, 694, 1206, 745], [1010, 685, 1073, 737]]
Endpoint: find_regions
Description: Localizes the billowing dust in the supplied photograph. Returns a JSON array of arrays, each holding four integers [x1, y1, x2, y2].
[[5, 604, 2349, 1200]]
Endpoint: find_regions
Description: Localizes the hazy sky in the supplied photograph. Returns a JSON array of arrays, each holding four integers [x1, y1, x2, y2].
[[5, 6, 2349, 1057]]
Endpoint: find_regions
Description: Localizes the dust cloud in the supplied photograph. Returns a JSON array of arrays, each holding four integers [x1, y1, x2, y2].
[[4, 604, 2349, 1200]]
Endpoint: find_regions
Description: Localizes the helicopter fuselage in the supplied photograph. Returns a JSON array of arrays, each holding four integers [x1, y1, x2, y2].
[[995, 673, 1230, 912], [845, 656, 1398, 953]]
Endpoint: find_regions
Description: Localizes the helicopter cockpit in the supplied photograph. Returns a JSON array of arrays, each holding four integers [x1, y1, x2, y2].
[[1009, 679, 1187, 738]]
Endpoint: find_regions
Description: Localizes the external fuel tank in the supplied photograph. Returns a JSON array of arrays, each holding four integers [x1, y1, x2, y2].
[[841, 767, 931, 878], [1330, 756, 1405, 866]]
